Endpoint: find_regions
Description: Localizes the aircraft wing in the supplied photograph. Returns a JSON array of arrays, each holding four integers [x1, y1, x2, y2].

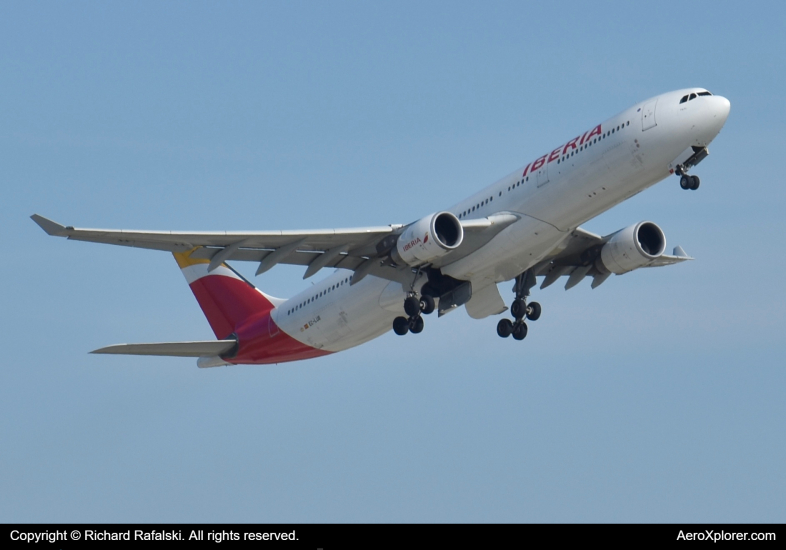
[[31, 213, 518, 284], [32, 213, 401, 276], [532, 227, 693, 290]]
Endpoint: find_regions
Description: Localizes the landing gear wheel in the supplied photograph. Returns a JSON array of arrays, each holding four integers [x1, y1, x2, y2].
[[526, 301, 541, 321], [511, 299, 527, 320], [420, 295, 435, 315], [680, 175, 691, 190], [690, 175, 700, 190], [404, 296, 421, 317], [393, 316, 409, 335], [497, 318, 513, 338], [409, 316, 425, 334], [512, 322, 528, 341]]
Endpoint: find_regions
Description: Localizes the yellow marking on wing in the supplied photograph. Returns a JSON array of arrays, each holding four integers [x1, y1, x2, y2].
[[173, 248, 210, 268]]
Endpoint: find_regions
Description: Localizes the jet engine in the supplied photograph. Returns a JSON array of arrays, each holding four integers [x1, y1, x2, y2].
[[597, 221, 667, 274], [392, 212, 463, 267]]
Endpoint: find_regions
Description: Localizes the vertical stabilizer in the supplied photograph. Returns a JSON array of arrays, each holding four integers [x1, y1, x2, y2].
[[174, 249, 281, 339]]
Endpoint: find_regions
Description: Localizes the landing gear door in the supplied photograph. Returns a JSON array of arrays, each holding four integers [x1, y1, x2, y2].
[[641, 98, 658, 131]]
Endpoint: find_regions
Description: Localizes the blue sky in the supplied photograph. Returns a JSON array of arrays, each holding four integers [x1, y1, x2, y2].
[[1, 1, 784, 522]]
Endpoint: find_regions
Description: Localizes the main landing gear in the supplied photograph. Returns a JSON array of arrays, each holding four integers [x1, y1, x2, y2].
[[676, 165, 700, 191], [497, 271, 541, 341], [393, 267, 436, 336], [393, 294, 435, 336]]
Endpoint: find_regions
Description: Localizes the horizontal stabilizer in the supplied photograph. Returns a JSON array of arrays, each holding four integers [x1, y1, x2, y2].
[[91, 340, 237, 357]]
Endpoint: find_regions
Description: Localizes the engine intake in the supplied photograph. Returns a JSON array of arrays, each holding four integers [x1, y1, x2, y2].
[[392, 212, 463, 267], [597, 221, 666, 274]]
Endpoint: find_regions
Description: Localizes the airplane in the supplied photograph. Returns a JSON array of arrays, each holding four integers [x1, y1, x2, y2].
[[32, 88, 730, 367]]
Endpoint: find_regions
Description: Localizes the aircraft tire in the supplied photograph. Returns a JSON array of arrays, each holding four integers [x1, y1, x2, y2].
[[497, 318, 513, 338], [526, 301, 542, 321], [680, 175, 691, 190], [404, 296, 421, 317], [690, 175, 700, 190], [410, 316, 425, 334], [420, 295, 435, 315], [512, 322, 528, 341], [511, 299, 527, 320], [393, 316, 410, 335]]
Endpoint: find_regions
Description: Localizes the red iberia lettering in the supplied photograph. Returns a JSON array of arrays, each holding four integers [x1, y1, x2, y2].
[[563, 136, 580, 154], [530, 154, 547, 172], [585, 124, 602, 141], [522, 123, 603, 173], [403, 237, 422, 252]]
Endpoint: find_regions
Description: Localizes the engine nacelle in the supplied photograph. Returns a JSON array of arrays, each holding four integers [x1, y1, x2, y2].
[[597, 221, 666, 274], [392, 212, 463, 267]]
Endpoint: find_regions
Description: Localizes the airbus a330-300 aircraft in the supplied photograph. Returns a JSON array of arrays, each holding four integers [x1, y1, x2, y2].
[[33, 88, 730, 367]]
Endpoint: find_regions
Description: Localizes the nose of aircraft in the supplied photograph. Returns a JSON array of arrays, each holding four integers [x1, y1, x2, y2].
[[714, 95, 731, 124], [708, 95, 731, 135], [695, 94, 730, 145]]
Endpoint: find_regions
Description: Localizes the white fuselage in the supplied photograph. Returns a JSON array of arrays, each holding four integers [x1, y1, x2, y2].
[[271, 89, 730, 353]]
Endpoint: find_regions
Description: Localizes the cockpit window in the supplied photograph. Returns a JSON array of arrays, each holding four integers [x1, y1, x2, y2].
[[680, 91, 713, 104]]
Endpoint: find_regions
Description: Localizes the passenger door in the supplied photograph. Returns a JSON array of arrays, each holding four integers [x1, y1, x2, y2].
[[641, 99, 658, 131]]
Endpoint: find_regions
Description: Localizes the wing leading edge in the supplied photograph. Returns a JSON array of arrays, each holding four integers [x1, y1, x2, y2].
[[533, 227, 693, 290], [31, 213, 518, 284]]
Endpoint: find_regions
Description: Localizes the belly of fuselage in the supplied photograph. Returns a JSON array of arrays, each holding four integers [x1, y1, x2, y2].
[[273, 273, 402, 355]]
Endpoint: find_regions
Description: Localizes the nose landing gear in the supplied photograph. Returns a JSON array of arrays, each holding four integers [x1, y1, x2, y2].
[[676, 166, 700, 191], [497, 271, 541, 341], [673, 146, 708, 191]]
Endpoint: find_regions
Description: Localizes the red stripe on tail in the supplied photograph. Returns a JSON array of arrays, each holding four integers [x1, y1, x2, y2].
[[189, 275, 275, 339]]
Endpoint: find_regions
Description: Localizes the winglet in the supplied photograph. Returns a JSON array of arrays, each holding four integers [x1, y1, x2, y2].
[[673, 245, 689, 258], [30, 214, 71, 237]]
